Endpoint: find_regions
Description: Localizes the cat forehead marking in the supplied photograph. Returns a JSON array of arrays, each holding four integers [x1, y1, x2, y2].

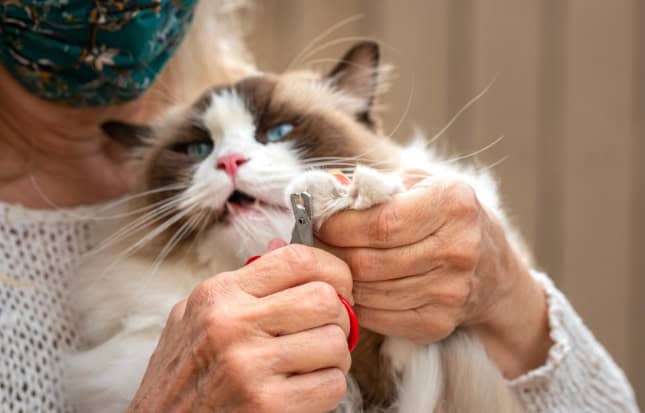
[[194, 77, 278, 139], [201, 89, 255, 141]]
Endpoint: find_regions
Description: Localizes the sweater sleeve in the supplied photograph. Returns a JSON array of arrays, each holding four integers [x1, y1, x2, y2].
[[508, 271, 640, 412]]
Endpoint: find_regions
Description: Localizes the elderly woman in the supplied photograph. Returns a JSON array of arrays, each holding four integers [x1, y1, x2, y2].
[[0, 1, 638, 412]]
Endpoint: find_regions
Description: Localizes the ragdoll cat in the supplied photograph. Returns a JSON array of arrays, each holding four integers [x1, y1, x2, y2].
[[66, 42, 521, 412]]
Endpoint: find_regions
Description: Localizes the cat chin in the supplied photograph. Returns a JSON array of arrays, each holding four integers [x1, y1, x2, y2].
[[195, 207, 293, 270]]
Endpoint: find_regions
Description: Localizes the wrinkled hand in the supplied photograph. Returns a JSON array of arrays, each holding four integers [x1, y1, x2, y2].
[[317, 170, 551, 378], [127, 244, 353, 413]]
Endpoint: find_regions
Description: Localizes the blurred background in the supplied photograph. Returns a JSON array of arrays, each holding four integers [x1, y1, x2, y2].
[[248, 0, 644, 405]]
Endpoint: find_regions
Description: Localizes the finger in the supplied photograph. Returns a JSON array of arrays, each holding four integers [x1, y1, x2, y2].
[[168, 299, 187, 325], [255, 281, 350, 337], [317, 179, 449, 248], [402, 168, 431, 189], [232, 244, 354, 301], [319, 236, 442, 281], [279, 368, 347, 413], [268, 238, 288, 251], [354, 304, 456, 344], [351, 272, 469, 311], [267, 324, 351, 375]]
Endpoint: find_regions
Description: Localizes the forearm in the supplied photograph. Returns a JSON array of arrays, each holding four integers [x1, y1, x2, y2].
[[470, 256, 553, 379], [507, 271, 638, 412]]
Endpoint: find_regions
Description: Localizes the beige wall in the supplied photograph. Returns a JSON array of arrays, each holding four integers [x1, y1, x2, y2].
[[248, 0, 644, 405]]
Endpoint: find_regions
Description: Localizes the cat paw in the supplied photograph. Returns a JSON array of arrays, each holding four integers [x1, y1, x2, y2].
[[285, 170, 351, 226], [286, 166, 404, 229], [347, 165, 404, 210]]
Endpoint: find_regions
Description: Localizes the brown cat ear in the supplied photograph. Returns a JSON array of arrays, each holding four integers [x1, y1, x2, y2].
[[327, 41, 380, 127], [101, 121, 152, 149]]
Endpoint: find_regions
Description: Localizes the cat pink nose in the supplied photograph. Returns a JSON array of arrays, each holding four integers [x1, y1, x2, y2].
[[216, 154, 248, 176]]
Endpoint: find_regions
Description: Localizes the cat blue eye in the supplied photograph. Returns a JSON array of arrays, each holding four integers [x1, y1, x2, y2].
[[266, 123, 294, 142], [186, 141, 213, 157]]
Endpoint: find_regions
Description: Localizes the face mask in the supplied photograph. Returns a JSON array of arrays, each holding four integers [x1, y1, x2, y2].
[[0, 0, 197, 107]]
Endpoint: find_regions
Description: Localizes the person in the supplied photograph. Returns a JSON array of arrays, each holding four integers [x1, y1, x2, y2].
[[0, 1, 638, 412]]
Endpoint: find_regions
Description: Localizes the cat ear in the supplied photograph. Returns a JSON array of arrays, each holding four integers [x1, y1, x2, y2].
[[327, 41, 380, 127], [101, 121, 152, 148]]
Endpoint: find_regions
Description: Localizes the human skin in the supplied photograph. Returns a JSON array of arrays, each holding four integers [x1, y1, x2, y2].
[[0, 65, 142, 208], [1, 63, 551, 410], [317, 170, 552, 379], [128, 244, 353, 412], [0, 67, 353, 411]]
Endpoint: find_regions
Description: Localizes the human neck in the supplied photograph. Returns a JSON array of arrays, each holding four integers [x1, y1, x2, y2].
[[0, 66, 153, 209]]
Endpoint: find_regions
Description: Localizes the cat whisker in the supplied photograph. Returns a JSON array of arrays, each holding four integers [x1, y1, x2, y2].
[[97, 184, 186, 208], [286, 14, 364, 71], [447, 135, 505, 163], [480, 155, 510, 172], [425, 76, 497, 148], [257, 204, 292, 236], [296, 36, 392, 72], [149, 212, 201, 278], [387, 73, 415, 140], [301, 163, 358, 169], [99, 205, 199, 278], [228, 212, 259, 254], [88, 197, 185, 255], [176, 209, 211, 264], [90, 193, 187, 221]]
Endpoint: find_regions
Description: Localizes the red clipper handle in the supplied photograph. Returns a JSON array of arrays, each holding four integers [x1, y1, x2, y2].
[[337, 294, 360, 352]]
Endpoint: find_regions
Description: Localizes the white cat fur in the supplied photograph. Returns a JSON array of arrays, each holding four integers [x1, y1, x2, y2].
[[66, 91, 520, 412]]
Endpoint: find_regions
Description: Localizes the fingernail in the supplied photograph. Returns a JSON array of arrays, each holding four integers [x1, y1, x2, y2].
[[245, 255, 261, 265], [268, 238, 287, 251]]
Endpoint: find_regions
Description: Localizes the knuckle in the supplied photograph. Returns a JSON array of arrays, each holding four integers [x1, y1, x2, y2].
[[342, 352, 353, 374], [220, 347, 252, 381], [198, 310, 243, 351], [416, 308, 456, 342], [430, 316, 457, 341], [325, 369, 348, 403], [280, 244, 318, 274], [371, 205, 402, 244], [453, 250, 479, 270], [249, 387, 281, 412], [187, 281, 212, 309], [324, 325, 349, 351], [446, 181, 480, 219], [348, 250, 377, 280], [438, 238, 480, 270], [308, 282, 341, 318], [441, 281, 472, 308], [463, 229, 483, 254], [187, 275, 232, 311], [168, 300, 186, 321]]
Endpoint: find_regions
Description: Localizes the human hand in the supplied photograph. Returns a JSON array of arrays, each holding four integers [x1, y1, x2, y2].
[[317, 170, 551, 378], [127, 244, 353, 413]]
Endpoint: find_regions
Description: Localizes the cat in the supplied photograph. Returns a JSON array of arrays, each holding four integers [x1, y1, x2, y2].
[[66, 42, 521, 412]]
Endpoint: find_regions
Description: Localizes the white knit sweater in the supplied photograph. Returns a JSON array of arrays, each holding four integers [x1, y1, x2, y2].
[[0, 202, 639, 412]]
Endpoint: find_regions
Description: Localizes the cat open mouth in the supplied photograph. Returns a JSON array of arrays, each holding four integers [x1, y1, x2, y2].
[[227, 190, 256, 207], [224, 190, 288, 218]]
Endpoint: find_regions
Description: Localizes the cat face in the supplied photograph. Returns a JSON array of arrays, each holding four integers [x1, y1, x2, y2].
[[103, 42, 399, 264]]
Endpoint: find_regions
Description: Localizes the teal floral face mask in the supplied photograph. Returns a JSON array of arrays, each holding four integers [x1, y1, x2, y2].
[[0, 0, 197, 107]]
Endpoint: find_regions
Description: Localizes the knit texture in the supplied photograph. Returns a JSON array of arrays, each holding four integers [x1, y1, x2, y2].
[[509, 271, 639, 412], [0, 202, 639, 412], [0, 204, 95, 413]]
